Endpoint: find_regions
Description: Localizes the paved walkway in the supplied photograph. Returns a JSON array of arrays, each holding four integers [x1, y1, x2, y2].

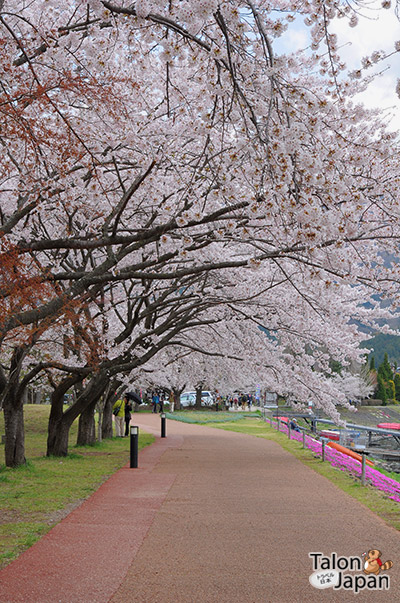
[[1, 414, 400, 602]]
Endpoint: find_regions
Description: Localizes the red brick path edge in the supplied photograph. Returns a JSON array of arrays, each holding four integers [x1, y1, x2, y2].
[[1, 414, 400, 602]]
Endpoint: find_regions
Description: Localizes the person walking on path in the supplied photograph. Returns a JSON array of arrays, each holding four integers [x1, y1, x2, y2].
[[152, 391, 159, 413], [169, 390, 175, 412], [124, 396, 133, 437], [112, 397, 125, 437]]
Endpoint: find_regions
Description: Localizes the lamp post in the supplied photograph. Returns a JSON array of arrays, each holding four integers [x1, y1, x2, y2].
[[130, 425, 139, 468], [161, 413, 166, 438]]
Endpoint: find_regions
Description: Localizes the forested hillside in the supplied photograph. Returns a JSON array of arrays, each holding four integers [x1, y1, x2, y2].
[[364, 334, 400, 368]]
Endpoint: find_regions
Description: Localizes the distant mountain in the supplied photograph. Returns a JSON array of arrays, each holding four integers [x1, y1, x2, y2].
[[363, 333, 400, 367], [359, 252, 400, 367]]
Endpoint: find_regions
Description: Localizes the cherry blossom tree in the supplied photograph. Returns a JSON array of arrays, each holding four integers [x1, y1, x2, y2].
[[2, 1, 400, 465]]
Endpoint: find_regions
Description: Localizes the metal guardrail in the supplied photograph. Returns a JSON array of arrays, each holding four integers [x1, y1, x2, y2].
[[269, 410, 400, 438], [264, 408, 400, 449], [303, 417, 400, 439]]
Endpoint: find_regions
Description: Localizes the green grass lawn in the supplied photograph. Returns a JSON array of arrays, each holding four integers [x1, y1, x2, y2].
[[166, 410, 260, 423], [0, 405, 154, 568]]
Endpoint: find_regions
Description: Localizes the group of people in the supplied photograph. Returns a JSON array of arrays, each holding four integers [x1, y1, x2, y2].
[[150, 390, 177, 413], [225, 393, 255, 411], [112, 389, 258, 436], [112, 390, 174, 436], [151, 391, 164, 414]]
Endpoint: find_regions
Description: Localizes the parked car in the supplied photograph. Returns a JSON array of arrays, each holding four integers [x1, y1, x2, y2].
[[180, 391, 214, 407]]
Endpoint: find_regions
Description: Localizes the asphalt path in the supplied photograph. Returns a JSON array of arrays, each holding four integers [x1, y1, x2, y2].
[[0, 414, 399, 602]]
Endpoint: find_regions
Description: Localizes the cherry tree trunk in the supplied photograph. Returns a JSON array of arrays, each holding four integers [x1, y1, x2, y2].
[[102, 383, 119, 440], [47, 375, 83, 457], [2, 347, 27, 467], [173, 388, 183, 411], [101, 400, 113, 439], [47, 417, 72, 457], [76, 399, 97, 446], [47, 373, 109, 456], [194, 386, 203, 410], [3, 400, 26, 467]]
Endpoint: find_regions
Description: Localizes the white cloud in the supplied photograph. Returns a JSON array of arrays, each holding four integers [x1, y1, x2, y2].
[[331, 3, 400, 130], [276, 2, 400, 131]]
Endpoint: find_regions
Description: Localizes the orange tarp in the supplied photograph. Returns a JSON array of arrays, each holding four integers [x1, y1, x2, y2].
[[327, 441, 374, 467]]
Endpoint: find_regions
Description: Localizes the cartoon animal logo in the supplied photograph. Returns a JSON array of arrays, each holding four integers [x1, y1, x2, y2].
[[362, 549, 393, 575]]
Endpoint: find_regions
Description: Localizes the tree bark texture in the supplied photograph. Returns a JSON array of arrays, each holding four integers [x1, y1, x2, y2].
[[2, 347, 27, 467], [47, 416, 71, 457], [195, 385, 203, 410], [3, 401, 26, 467], [76, 398, 97, 446], [173, 387, 184, 411], [102, 381, 119, 439], [47, 373, 109, 456], [47, 374, 84, 457]]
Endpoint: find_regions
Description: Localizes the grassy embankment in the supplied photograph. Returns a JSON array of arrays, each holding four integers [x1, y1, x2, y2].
[[0, 404, 154, 569]]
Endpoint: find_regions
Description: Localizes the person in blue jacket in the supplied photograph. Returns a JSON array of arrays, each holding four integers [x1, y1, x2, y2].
[[152, 392, 159, 413]]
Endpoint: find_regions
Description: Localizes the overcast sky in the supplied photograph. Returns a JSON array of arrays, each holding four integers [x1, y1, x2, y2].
[[278, 2, 400, 132], [332, 2, 400, 131]]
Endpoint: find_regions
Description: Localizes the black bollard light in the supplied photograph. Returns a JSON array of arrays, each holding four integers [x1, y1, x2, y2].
[[161, 413, 166, 438], [130, 425, 139, 468]]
